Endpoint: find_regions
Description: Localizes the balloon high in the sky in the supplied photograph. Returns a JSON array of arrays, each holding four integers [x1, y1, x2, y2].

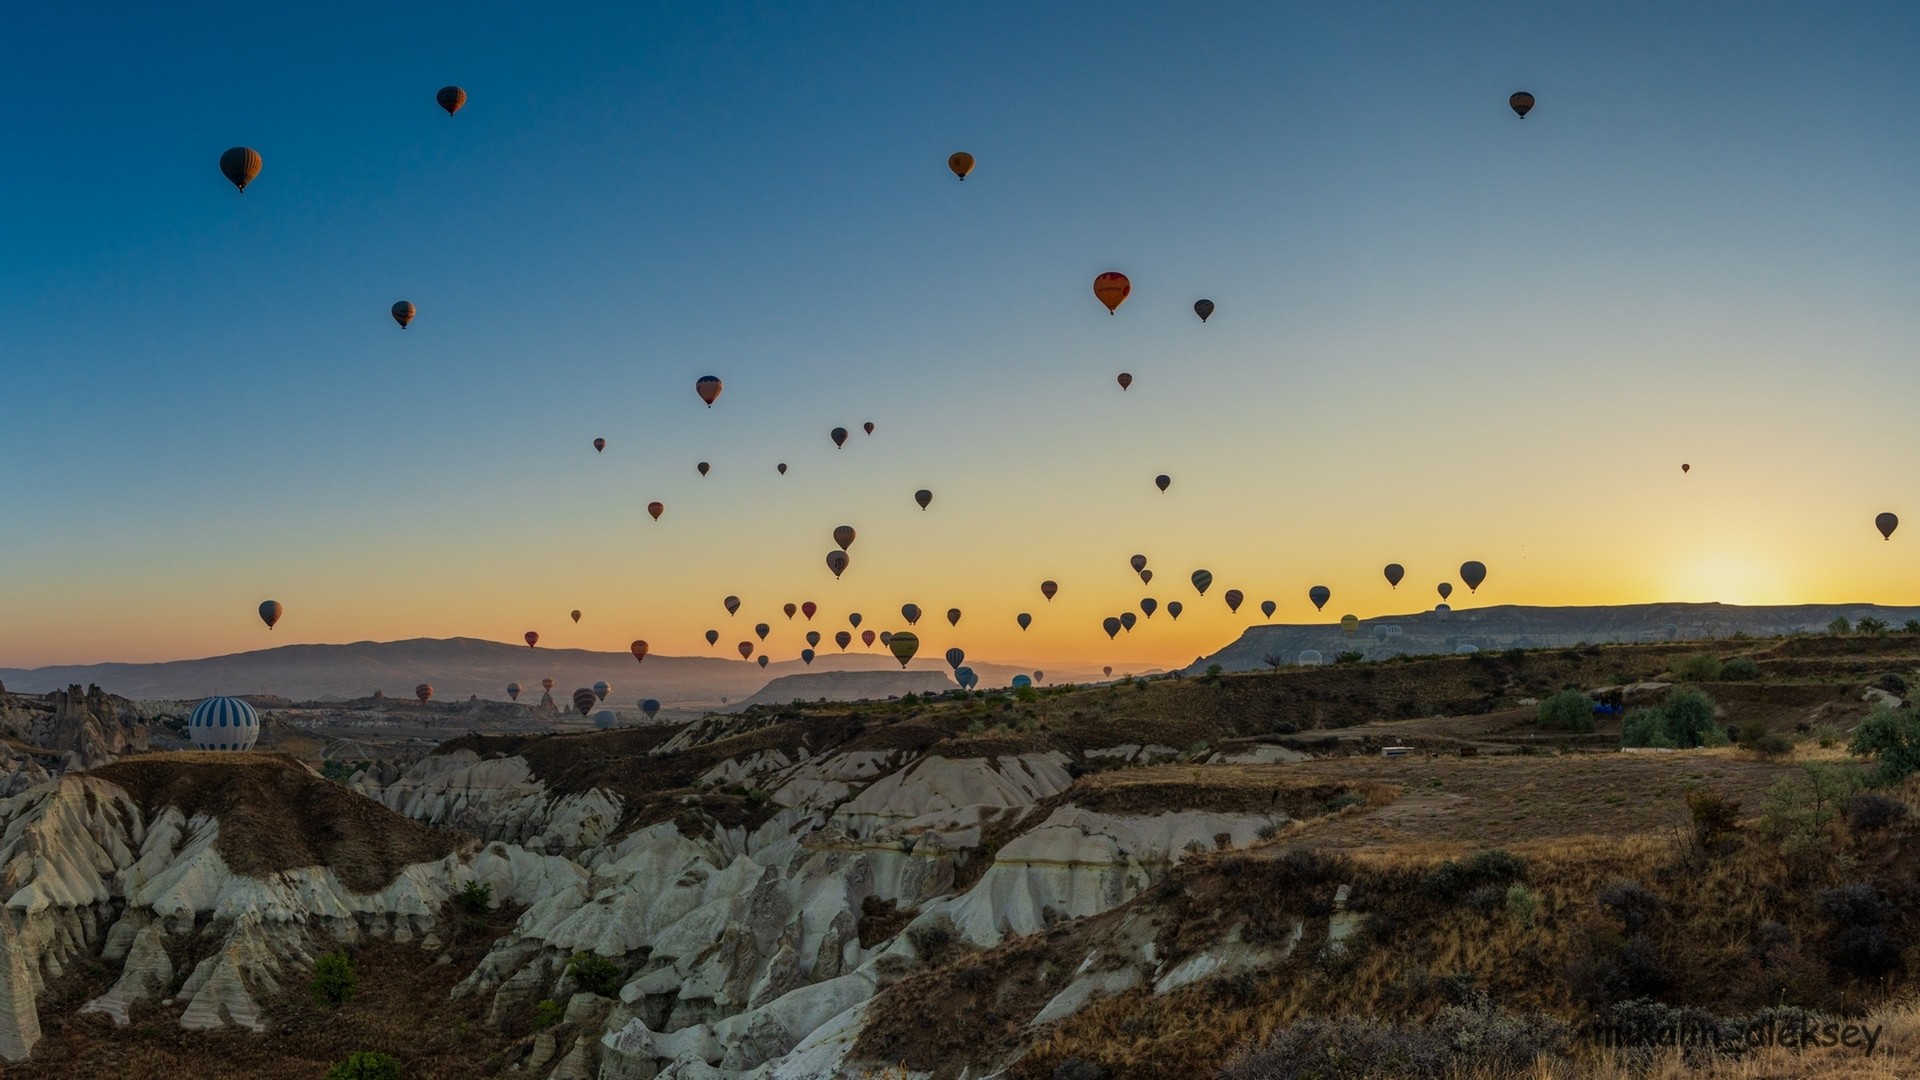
[[754, 622, 770, 641], [1877, 513, 1899, 540], [391, 301, 416, 329], [826, 551, 850, 578], [861, 629, 876, 647], [901, 604, 922, 625], [524, 631, 539, 648], [888, 632, 919, 668], [914, 489, 932, 511], [1260, 600, 1276, 619], [1460, 561, 1488, 592], [946, 608, 962, 627], [864, 422, 875, 435], [1194, 299, 1215, 322], [831, 427, 848, 448], [571, 610, 582, 623], [1117, 373, 1132, 391], [805, 630, 820, 647], [1224, 589, 1243, 613], [698, 462, 710, 476], [783, 603, 797, 620], [801, 649, 815, 666], [1130, 554, 1148, 573], [1041, 580, 1058, 601], [258, 601, 282, 629], [1120, 612, 1137, 632], [1681, 463, 1690, 473], [802, 602, 817, 620], [833, 525, 856, 551], [219, 147, 261, 192], [1384, 564, 1405, 588], [1309, 586, 1331, 611], [1017, 612, 1032, 630], [724, 596, 742, 616], [1438, 582, 1453, 601], [1167, 601, 1183, 620], [630, 641, 648, 664], [777, 463, 787, 475], [1093, 272, 1131, 314], [647, 502, 664, 521], [1191, 569, 1212, 595], [1140, 598, 1157, 618], [738, 641, 754, 660], [593, 438, 605, 453], [945, 647, 965, 671], [849, 612, 863, 628], [948, 152, 975, 180], [706, 629, 719, 646], [1509, 91, 1535, 118], [436, 86, 467, 115], [1102, 617, 1122, 639], [1139, 569, 1152, 585], [696, 376, 722, 407]]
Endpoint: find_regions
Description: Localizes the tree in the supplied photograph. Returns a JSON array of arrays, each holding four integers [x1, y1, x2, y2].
[[311, 951, 357, 1008], [1535, 690, 1594, 733], [1857, 617, 1889, 637], [1849, 705, 1920, 786], [1829, 616, 1853, 636]]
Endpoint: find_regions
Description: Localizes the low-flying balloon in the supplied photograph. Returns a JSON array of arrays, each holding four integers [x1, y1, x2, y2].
[[1460, 561, 1488, 592], [948, 152, 975, 180], [696, 375, 722, 407], [754, 622, 770, 641], [914, 489, 932, 511], [572, 688, 596, 716], [738, 641, 754, 660], [834, 525, 856, 550], [835, 630, 852, 650], [805, 630, 821, 647], [541, 678, 555, 691], [1309, 586, 1331, 611], [1260, 600, 1276, 619], [801, 649, 815, 666], [507, 683, 521, 701], [1341, 614, 1359, 635], [758, 655, 769, 668], [1093, 272, 1131, 314], [524, 631, 539, 648], [415, 684, 433, 704], [705, 629, 719, 646], [630, 641, 648, 664], [593, 680, 611, 701], [258, 600, 282, 629], [436, 86, 466, 115], [1191, 569, 1212, 595], [641, 699, 659, 720], [219, 146, 262, 192], [1384, 564, 1405, 588], [1103, 666, 1113, 677], [827, 551, 850, 578], [391, 301, 416, 329], [1438, 582, 1453, 601], [889, 632, 920, 667], [1877, 513, 1899, 540], [861, 629, 876, 647], [849, 613, 863, 628], [945, 647, 964, 671], [1509, 91, 1535, 118]]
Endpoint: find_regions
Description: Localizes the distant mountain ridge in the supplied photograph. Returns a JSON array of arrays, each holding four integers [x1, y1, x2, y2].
[[1185, 601, 1920, 673], [0, 637, 1091, 705]]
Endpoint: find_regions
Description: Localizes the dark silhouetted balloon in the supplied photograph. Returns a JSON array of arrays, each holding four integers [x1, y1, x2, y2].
[[864, 421, 875, 435], [1460, 561, 1488, 592], [593, 681, 610, 701], [827, 550, 850, 578], [571, 610, 582, 623], [880, 631, 893, 647], [1041, 580, 1058, 601], [738, 641, 754, 659], [831, 427, 848, 448], [1194, 299, 1215, 322], [1191, 569, 1212, 595], [1103, 666, 1113, 677], [889, 632, 919, 667], [1167, 601, 1183, 620], [949, 152, 975, 180], [1141, 598, 1157, 618], [1260, 600, 1276, 619], [1102, 617, 1122, 639], [1681, 463, 1690, 473], [834, 525, 856, 550], [901, 604, 921, 625], [1309, 586, 1331, 611], [572, 688, 596, 716], [1117, 373, 1132, 391], [783, 603, 797, 620], [1877, 513, 1899, 540], [835, 630, 852, 650], [415, 684, 433, 704], [593, 438, 605, 453], [801, 649, 815, 665], [1155, 474, 1170, 492], [758, 655, 769, 668], [1224, 589, 1243, 613], [1131, 554, 1148, 573], [1384, 564, 1405, 588], [754, 622, 770, 641], [1094, 272, 1131, 314], [1120, 612, 1136, 632], [849, 612, 863, 628], [802, 602, 817, 620], [945, 647, 965, 671], [641, 699, 659, 720], [805, 630, 821, 647], [724, 596, 742, 616], [630, 641, 648, 664], [1341, 614, 1359, 635], [524, 631, 539, 648], [706, 629, 719, 646], [862, 629, 876, 647], [946, 608, 961, 627], [696, 375, 722, 407], [647, 502, 664, 521], [258, 600, 282, 629], [436, 86, 466, 115], [391, 301, 416, 329], [956, 666, 977, 689], [777, 463, 787, 475], [1438, 583, 1453, 601], [1509, 91, 1535, 118], [1017, 612, 1032, 630], [220, 147, 262, 192], [914, 489, 932, 510], [698, 462, 710, 476], [507, 683, 521, 701], [1140, 569, 1153, 585]]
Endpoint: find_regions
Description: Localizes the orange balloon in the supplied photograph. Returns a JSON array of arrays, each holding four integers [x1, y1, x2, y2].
[[1093, 272, 1131, 314], [630, 640, 648, 663], [948, 152, 975, 179]]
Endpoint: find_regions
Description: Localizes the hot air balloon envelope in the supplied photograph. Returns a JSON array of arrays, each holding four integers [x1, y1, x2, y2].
[[948, 152, 975, 179], [1877, 513, 1899, 540], [1460, 561, 1488, 592], [1194, 299, 1215, 322], [258, 601, 282, 629], [1510, 91, 1535, 117], [1384, 564, 1405, 588], [391, 301, 416, 329], [1309, 586, 1331, 611], [696, 375, 722, 406], [630, 641, 648, 663], [1093, 272, 1131, 313], [888, 632, 920, 668], [220, 147, 262, 192], [914, 489, 932, 510]]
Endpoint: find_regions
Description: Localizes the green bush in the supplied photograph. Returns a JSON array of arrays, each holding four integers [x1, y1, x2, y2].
[[1620, 689, 1721, 749], [1720, 657, 1759, 681], [1334, 650, 1364, 665], [1672, 655, 1723, 682], [1858, 617, 1890, 637], [1813, 723, 1842, 749], [1849, 705, 1920, 786], [310, 951, 357, 1009], [532, 998, 563, 1030], [1621, 708, 1675, 749], [1829, 617, 1852, 636], [455, 879, 493, 916], [1504, 884, 1538, 926], [1012, 685, 1038, 703], [1535, 689, 1594, 732], [327, 1051, 401, 1080], [566, 952, 622, 998]]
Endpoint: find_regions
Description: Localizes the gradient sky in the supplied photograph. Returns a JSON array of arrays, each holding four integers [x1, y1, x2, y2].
[[5, 2, 1920, 670]]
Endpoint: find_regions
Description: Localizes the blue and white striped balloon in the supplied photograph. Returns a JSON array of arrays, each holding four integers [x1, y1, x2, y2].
[[189, 696, 260, 752]]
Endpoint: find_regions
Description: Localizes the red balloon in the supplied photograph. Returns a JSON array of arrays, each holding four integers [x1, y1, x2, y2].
[[647, 501, 664, 521], [630, 640, 648, 664], [524, 631, 539, 648]]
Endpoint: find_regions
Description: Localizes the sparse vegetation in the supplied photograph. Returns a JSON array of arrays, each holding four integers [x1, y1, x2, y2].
[[531, 998, 563, 1030], [454, 879, 492, 916], [1848, 703, 1920, 785], [310, 950, 357, 1008], [565, 951, 622, 998], [326, 1051, 401, 1080], [1672, 654, 1723, 681]]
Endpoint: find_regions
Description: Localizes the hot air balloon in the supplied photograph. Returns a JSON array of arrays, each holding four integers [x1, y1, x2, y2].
[[1167, 601, 1183, 620], [914, 489, 932, 511], [641, 699, 660, 720], [572, 688, 596, 716], [777, 463, 788, 475], [1017, 612, 1032, 630], [1194, 299, 1215, 322], [1191, 570, 1212, 595], [758, 655, 769, 668], [835, 631, 852, 650], [1460, 561, 1488, 592], [1140, 569, 1153, 585], [738, 641, 754, 659], [391, 301, 416, 329], [525, 631, 539, 648], [901, 604, 922, 625], [889, 632, 919, 667], [1141, 598, 1158, 618], [1093, 272, 1131, 314], [805, 630, 821, 647], [1509, 91, 1535, 118], [698, 462, 710, 476], [1117, 373, 1133, 391], [801, 649, 815, 666], [436, 86, 467, 115], [1155, 475, 1170, 492], [1341, 614, 1359, 635], [948, 152, 975, 180], [802, 602, 818, 620], [706, 629, 719, 646], [647, 502, 664, 521], [507, 683, 520, 701], [258, 600, 282, 629], [1438, 583, 1453, 601], [571, 610, 582, 624], [725, 596, 742, 616], [1309, 586, 1331, 611], [1130, 554, 1148, 573], [834, 525, 856, 550], [861, 630, 876, 647], [1260, 600, 1276, 619], [1681, 463, 1690, 473], [880, 631, 894, 647], [593, 438, 605, 453], [1033, 671, 1044, 684], [946, 608, 961, 627], [415, 684, 433, 704], [219, 147, 262, 192], [630, 640, 648, 664], [1120, 612, 1137, 632], [1041, 580, 1058, 601], [945, 647, 965, 671], [1011, 674, 1031, 690], [542, 678, 555, 691], [593, 680, 611, 701], [1103, 666, 1113, 677], [754, 622, 770, 641], [864, 422, 875, 435], [696, 375, 723, 407], [1224, 589, 1244, 613], [1384, 564, 1405, 589], [831, 427, 848, 448], [827, 551, 850, 578], [955, 666, 977, 689], [783, 603, 797, 620], [1877, 513, 1899, 540], [849, 613, 863, 628], [1102, 617, 1122, 639]]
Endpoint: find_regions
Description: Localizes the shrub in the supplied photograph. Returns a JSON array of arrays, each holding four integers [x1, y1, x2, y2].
[[566, 952, 622, 998], [1334, 650, 1364, 665], [1751, 734, 1794, 759], [1205, 663, 1225, 680], [1013, 685, 1039, 704], [327, 1052, 401, 1080], [1819, 882, 1890, 927], [1535, 689, 1594, 732], [1858, 617, 1890, 637], [455, 879, 493, 916], [1878, 672, 1909, 696], [1421, 849, 1527, 901], [1845, 792, 1909, 832], [1685, 788, 1741, 849], [1907, 619, 1920, 635], [1662, 687, 1720, 746], [1814, 722, 1842, 749], [1620, 708, 1673, 749], [1596, 878, 1660, 933], [310, 951, 356, 1009], [1849, 705, 1920, 785], [1505, 884, 1539, 926], [532, 998, 563, 1030], [1721, 656, 1759, 681], [1672, 654, 1723, 682], [1828, 925, 1902, 978], [1829, 616, 1852, 636]]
